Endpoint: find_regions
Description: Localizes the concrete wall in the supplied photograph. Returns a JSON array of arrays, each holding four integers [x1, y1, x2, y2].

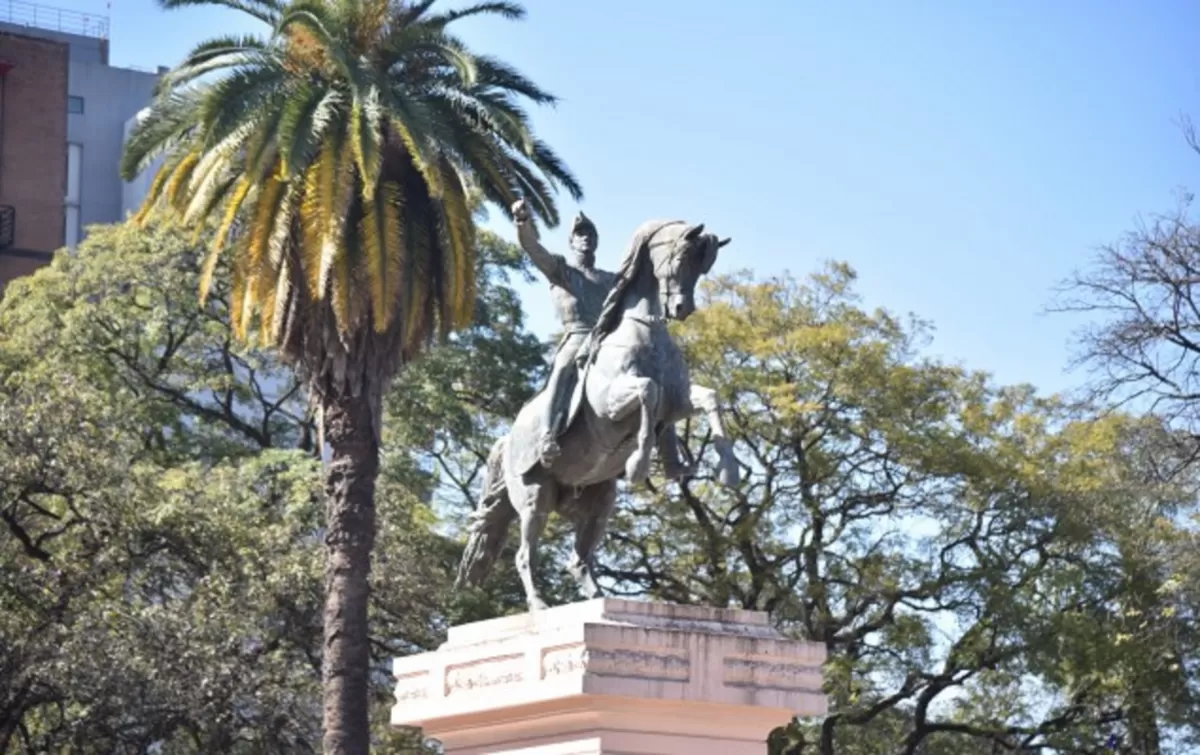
[[0, 31, 68, 254], [120, 107, 159, 218], [67, 61, 157, 236]]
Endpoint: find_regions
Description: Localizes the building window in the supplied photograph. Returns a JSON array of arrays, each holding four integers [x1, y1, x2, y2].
[[65, 143, 82, 248], [67, 96, 84, 114]]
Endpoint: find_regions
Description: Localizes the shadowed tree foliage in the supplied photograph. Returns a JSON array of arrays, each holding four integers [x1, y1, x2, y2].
[[604, 268, 1200, 754], [0, 223, 544, 753], [120, 0, 579, 748]]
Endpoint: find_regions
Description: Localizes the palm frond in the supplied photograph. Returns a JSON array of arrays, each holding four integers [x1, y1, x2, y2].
[[130, 0, 578, 353], [394, 0, 437, 26], [320, 144, 355, 300], [384, 27, 478, 86], [301, 141, 336, 298], [434, 156, 475, 330], [419, 2, 524, 28], [438, 118, 521, 214], [184, 120, 256, 223], [276, 2, 352, 76], [349, 85, 384, 199], [200, 176, 253, 301], [361, 180, 405, 330], [472, 54, 554, 104], [243, 106, 288, 176], [200, 64, 289, 146], [403, 212, 435, 349], [121, 90, 204, 180], [260, 180, 300, 340], [164, 151, 202, 212], [427, 88, 530, 151], [244, 173, 288, 328], [265, 255, 294, 341], [277, 82, 324, 176], [157, 35, 271, 92], [229, 251, 248, 338], [528, 138, 583, 200], [508, 155, 558, 225], [132, 150, 185, 224]]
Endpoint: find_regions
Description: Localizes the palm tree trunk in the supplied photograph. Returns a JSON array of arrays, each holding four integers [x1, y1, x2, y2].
[[321, 389, 379, 755]]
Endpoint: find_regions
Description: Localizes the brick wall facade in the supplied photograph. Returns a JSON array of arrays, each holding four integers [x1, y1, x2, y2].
[[0, 251, 51, 294], [0, 31, 68, 286]]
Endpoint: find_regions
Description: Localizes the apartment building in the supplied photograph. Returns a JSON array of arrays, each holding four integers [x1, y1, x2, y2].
[[0, 0, 160, 289]]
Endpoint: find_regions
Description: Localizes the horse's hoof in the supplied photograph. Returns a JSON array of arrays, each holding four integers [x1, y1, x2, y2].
[[720, 468, 740, 487]]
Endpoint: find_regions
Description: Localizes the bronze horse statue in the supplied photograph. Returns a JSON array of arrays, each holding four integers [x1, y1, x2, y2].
[[456, 219, 738, 610]]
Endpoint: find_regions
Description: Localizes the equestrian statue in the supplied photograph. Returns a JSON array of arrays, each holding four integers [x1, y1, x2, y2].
[[455, 201, 739, 611]]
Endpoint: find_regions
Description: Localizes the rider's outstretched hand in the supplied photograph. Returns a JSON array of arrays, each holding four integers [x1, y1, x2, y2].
[[512, 198, 532, 224]]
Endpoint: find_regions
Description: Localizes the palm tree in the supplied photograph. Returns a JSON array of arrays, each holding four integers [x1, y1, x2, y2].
[[121, 1, 579, 751]]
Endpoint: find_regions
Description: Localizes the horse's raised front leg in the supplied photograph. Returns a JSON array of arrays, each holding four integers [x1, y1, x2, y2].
[[657, 423, 695, 480], [690, 384, 740, 487], [604, 375, 660, 485], [506, 472, 559, 612], [566, 480, 617, 599]]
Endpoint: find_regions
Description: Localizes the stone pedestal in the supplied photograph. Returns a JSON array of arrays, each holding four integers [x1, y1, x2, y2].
[[391, 598, 825, 755]]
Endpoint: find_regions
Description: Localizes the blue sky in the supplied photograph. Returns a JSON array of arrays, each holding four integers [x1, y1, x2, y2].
[[77, 0, 1200, 392]]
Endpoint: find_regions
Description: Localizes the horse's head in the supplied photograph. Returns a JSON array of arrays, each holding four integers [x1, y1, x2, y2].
[[646, 222, 730, 320]]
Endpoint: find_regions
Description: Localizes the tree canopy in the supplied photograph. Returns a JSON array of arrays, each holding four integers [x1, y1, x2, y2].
[[604, 268, 1200, 754], [0, 222, 541, 752], [2, 224, 1198, 753]]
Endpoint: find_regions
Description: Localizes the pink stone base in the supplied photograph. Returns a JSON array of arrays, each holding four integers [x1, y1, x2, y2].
[[391, 598, 825, 754], [427, 695, 800, 754]]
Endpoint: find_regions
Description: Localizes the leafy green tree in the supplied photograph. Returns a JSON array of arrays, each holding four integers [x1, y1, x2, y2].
[[120, 0, 579, 748], [0, 222, 543, 752], [604, 267, 1199, 754], [0, 223, 321, 752], [1052, 183, 1200, 754]]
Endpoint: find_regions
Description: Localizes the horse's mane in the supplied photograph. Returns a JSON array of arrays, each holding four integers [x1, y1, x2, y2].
[[588, 219, 684, 345]]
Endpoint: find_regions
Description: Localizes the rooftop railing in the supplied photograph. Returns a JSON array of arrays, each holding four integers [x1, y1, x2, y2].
[[0, 0, 109, 40]]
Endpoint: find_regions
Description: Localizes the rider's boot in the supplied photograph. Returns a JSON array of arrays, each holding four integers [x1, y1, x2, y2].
[[538, 381, 570, 467]]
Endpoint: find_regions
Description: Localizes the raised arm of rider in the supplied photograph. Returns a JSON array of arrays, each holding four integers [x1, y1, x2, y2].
[[515, 217, 567, 287], [511, 201, 566, 286]]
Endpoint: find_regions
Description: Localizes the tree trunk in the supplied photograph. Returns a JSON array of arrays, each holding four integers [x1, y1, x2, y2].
[[321, 390, 379, 755]]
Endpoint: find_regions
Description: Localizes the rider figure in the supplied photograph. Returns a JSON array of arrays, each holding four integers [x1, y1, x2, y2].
[[512, 199, 617, 468]]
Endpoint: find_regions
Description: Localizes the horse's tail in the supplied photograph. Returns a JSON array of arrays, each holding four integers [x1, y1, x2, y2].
[[455, 435, 517, 590]]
